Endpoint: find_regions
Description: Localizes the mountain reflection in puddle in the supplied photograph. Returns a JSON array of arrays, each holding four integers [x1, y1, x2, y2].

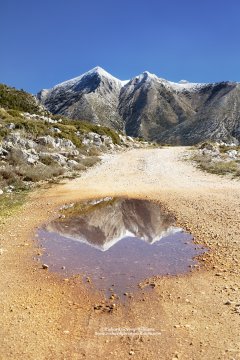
[[38, 198, 206, 298]]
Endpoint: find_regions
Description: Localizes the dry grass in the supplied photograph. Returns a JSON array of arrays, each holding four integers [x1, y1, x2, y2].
[[80, 156, 100, 168], [192, 153, 240, 177]]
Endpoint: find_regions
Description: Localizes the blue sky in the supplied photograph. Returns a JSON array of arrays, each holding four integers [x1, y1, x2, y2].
[[0, 0, 239, 93]]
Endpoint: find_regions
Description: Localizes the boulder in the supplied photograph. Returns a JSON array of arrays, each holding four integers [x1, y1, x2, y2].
[[67, 159, 79, 168], [51, 153, 68, 166], [38, 135, 57, 148], [227, 150, 238, 159]]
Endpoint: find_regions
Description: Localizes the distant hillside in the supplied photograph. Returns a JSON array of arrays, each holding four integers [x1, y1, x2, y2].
[[0, 86, 148, 193], [0, 84, 43, 114]]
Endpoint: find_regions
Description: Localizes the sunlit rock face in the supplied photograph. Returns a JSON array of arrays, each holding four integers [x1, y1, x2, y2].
[[46, 199, 180, 251]]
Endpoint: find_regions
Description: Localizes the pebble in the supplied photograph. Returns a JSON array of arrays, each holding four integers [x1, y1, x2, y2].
[[42, 264, 49, 269], [224, 300, 232, 305]]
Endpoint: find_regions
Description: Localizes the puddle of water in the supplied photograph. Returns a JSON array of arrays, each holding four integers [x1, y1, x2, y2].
[[37, 198, 206, 299]]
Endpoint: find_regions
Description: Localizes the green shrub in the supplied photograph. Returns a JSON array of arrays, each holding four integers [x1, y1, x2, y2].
[[7, 109, 23, 118], [0, 127, 10, 141], [0, 108, 9, 120], [0, 83, 42, 114]]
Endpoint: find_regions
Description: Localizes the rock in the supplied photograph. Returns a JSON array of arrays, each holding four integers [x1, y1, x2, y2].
[[57, 138, 75, 149], [27, 154, 39, 164], [67, 149, 79, 157], [0, 146, 8, 157], [6, 123, 15, 130], [127, 136, 134, 142], [93, 136, 102, 147], [38, 135, 57, 148], [224, 300, 232, 305], [51, 127, 61, 134], [82, 138, 90, 146], [227, 150, 238, 159], [59, 203, 74, 210], [0, 189, 3, 195], [67, 159, 79, 168], [38, 136, 76, 149], [51, 153, 67, 166], [42, 264, 49, 269], [129, 351, 135, 355], [101, 135, 113, 146], [25, 140, 37, 150]]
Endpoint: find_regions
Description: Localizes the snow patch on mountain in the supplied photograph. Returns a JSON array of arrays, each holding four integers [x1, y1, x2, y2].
[[48, 66, 128, 92], [167, 79, 208, 92]]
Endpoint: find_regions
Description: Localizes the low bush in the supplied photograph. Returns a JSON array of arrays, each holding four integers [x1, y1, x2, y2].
[[193, 153, 239, 176], [16, 164, 64, 182], [80, 156, 100, 168]]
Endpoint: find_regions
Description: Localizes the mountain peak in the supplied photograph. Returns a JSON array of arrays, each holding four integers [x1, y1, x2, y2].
[[133, 71, 158, 83], [86, 66, 113, 78], [142, 70, 155, 77], [51, 66, 123, 91]]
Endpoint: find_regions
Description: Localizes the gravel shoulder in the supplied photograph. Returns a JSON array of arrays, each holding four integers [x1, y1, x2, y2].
[[0, 147, 239, 360]]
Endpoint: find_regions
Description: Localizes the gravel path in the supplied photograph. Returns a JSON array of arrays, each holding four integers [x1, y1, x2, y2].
[[0, 147, 239, 360]]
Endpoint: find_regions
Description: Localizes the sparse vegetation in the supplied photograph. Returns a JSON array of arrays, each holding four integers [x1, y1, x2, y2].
[[0, 84, 147, 201], [80, 156, 100, 168], [219, 144, 240, 153], [192, 142, 240, 177], [0, 84, 42, 114], [0, 191, 28, 218]]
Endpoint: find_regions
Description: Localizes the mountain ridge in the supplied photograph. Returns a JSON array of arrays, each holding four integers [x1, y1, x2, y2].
[[37, 67, 240, 145]]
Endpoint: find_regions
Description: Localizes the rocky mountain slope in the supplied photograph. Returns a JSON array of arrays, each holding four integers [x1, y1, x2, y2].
[[0, 84, 149, 195], [38, 67, 240, 145], [38, 67, 124, 131]]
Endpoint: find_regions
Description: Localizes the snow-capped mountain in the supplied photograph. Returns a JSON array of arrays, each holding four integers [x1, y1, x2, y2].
[[46, 199, 181, 252], [38, 66, 125, 131], [38, 67, 240, 145]]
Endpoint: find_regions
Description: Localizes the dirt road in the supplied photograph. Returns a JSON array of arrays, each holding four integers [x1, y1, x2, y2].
[[0, 147, 239, 360]]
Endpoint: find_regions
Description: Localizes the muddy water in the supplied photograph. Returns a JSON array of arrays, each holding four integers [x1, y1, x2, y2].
[[37, 198, 206, 298]]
